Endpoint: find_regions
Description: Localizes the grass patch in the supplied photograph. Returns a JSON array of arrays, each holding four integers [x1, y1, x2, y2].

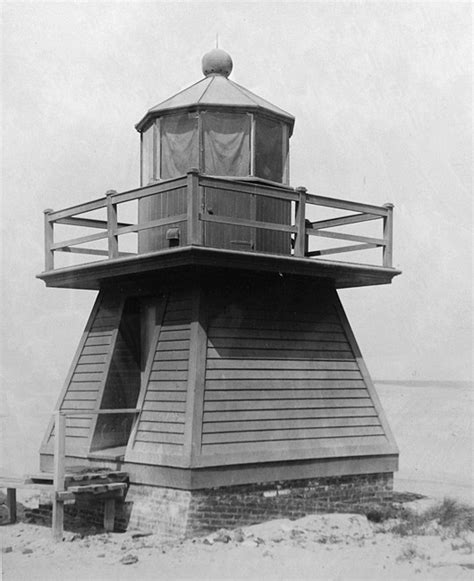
[[349, 502, 410, 524], [391, 498, 474, 536], [423, 498, 474, 531], [396, 543, 427, 562], [351, 497, 474, 537]]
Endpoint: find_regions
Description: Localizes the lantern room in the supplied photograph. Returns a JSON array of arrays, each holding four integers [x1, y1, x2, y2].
[[136, 48, 294, 186], [135, 48, 295, 254]]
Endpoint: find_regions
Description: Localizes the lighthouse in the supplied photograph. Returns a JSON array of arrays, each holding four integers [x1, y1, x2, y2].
[[38, 49, 400, 536]]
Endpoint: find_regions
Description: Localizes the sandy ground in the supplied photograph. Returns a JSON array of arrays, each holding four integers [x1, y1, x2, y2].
[[2, 508, 474, 581]]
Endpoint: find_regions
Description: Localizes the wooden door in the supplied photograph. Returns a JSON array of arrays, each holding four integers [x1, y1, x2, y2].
[[203, 187, 256, 251]]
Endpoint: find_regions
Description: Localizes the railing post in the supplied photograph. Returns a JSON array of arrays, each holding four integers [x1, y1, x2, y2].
[[44, 209, 54, 271], [294, 187, 307, 257], [383, 203, 394, 267], [187, 168, 202, 246], [106, 190, 118, 259], [52, 410, 66, 542]]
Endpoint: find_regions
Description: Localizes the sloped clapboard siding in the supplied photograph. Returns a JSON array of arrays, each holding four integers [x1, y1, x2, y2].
[[201, 284, 386, 458], [131, 290, 192, 454], [46, 293, 123, 452]]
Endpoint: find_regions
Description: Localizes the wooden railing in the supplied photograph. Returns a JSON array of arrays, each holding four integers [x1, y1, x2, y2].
[[43, 169, 394, 271]]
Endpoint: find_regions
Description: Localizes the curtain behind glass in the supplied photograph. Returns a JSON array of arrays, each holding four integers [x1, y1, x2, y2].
[[203, 112, 250, 176], [255, 117, 283, 182], [161, 114, 198, 179]]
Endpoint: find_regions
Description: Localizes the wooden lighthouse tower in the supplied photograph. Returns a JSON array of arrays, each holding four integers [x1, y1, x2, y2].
[[38, 49, 400, 533]]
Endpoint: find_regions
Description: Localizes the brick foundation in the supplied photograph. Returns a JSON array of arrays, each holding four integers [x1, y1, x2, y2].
[[27, 472, 393, 540], [185, 472, 393, 538]]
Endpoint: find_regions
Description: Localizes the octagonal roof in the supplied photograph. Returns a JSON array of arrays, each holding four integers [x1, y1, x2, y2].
[[135, 50, 295, 134]]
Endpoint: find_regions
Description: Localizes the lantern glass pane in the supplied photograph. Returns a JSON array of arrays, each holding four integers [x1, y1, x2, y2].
[[255, 117, 283, 182], [141, 124, 154, 186], [161, 114, 198, 179], [202, 112, 251, 176]]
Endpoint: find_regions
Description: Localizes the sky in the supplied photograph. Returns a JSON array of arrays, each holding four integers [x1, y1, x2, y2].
[[1, 1, 472, 470]]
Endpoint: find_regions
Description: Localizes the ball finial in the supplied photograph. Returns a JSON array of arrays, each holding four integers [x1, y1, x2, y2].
[[202, 48, 233, 77]]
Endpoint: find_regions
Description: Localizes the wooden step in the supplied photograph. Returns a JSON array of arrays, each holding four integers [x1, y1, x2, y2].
[[57, 482, 127, 499], [0, 476, 52, 491], [65, 471, 128, 485], [26, 473, 54, 484], [26, 470, 128, 487]]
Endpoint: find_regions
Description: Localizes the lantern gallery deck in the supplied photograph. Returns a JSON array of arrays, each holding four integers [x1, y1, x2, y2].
[[38, 171, 400, 290]]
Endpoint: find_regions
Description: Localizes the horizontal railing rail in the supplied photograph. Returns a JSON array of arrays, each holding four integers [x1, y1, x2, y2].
[[43, 169, 394, 271]]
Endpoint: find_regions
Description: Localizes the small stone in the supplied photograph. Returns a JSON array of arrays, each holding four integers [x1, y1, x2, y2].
[[120, 553, 138, 565], [22, 548, 33, 555], [214, 529, 232, 543], [97, 553, 105, 558], [2, 546, 12, 554], [131, 532, 152, 539]]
